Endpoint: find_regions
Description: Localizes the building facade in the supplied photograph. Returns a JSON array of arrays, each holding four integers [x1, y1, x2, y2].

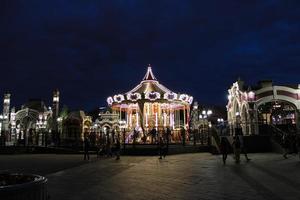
[[227, 79, 300, 136], [0, 93, 54, 146], [0, 90, 94, 146]]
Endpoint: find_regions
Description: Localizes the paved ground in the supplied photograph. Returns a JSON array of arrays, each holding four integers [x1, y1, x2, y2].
[[1, 153, 300, 200], [0, 154, 86, 175]]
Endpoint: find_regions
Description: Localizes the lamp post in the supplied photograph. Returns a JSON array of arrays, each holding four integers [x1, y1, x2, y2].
[[37, 115, 47, 147], [217, 118, 224, 136], [57, 117, 63, 146], [200, 109, 213, 145]]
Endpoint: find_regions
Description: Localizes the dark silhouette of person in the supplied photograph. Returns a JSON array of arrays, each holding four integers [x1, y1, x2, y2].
[[158, 137, 165, 159], [106, 139, 112, 157], [239, 133, 251, 162], [282, 133, 290, 159], [232, 135, 241, 163], [83, 136, 90, 160], [133, 129, 139, 147], [115, 139, 121, 160], [165, 128, 171, 155], [181, 128, 186, 146], [220, 137, 229, 164], [150, 128, 157, 144]]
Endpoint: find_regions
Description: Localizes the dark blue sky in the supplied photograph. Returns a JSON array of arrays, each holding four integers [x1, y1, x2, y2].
[[0, 0, 299, 110]]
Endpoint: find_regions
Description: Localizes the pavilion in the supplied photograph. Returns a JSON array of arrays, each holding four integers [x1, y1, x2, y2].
[[106, 65, 193, 143]]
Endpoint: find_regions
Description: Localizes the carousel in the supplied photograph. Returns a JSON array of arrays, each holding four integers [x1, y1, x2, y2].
[[106, 65, 193, 143]]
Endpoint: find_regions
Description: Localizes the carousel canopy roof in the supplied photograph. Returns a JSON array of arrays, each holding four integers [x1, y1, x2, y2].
[[126, 65, 171, 94], [142, 65, 157, 81], [107, 65, 193, 106]]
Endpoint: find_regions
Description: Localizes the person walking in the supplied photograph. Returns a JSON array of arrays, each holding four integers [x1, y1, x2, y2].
[[232, 135, 241, 163], [150, 128, 156, 144], [164, 128, 171, 157], [106, 139, 112, 157], [158, 137, 165, 159], [220, 137, 229, 164], [282, 133, 290, 159], [181, 128, 186, 146], [115, 139, 121, 160], [83, 136, 90, 161], [96, 142, 105, 158], [239, 134, 251, 162]]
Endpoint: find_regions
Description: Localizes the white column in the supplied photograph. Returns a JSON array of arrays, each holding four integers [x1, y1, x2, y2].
[[172, 113, 175, 129], [130, 113, 132, 127], [145, 113, 148, 127], [126, 111, 129, 126], [183, 107, 186, 129], [170, 110, 173, 126], [163, 112, 167, 127], [155, 112, 158, 127]]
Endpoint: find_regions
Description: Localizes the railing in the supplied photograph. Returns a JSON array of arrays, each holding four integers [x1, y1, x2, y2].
[[267, 124, 288, 145]]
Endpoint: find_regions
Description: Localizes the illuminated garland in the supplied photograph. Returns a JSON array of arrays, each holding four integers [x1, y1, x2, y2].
[[164, 92, 178, 101], [126, 92, 142, 101], [145, 92, 161, 101], [247, 91, 255, 101], [107, 97, 114, 105], [113, 94, 125, 103], [188, 96, 194, 104], [179, 94, 189, 102]]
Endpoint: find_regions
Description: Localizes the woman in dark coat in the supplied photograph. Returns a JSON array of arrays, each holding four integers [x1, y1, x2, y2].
[[232, 135, 241, 163], [282, 133, 290, 159], [220, 137, 229, 164], [83, 136, 90, 160], [115, 139, 121, 160]]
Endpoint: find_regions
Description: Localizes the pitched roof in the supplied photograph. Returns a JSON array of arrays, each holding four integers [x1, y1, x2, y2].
[[142, 64, 157, 81], [126, 65, 171, 94]]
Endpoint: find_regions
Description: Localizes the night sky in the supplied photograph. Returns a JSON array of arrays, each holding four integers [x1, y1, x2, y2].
[[0, 0, 299, 111]]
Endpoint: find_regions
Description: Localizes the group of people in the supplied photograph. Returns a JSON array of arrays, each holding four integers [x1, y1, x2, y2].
[[282, 133, 300, 159], [220, 132, 300, 164], [219, 134, 250, 165], [83, 135, 121, 161]]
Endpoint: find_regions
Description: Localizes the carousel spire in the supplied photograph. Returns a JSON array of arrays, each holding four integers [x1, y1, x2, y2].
[[142, 64, 157, 81]]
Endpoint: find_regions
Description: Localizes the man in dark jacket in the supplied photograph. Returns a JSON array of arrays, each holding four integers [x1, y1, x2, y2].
[[115, 139, 121, 160], [84, 136, 90, 160]]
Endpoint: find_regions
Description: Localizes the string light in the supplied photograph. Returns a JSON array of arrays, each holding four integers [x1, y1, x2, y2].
[[164, 92, 178, 101], [113, 94, 125, 103], [107, 97, 113, 105], [126, 92, 141, 101], [145, 91, 161, 101]]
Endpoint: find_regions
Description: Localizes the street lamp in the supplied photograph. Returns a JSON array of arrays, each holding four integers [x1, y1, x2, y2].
[[217, 118, 225, 136], [200, 109, 213, 145], [36, 115, 48, 146], [207, 110, 212, 116]]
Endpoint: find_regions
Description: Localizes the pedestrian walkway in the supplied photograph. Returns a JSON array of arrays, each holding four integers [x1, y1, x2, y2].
[[46, 153, 300, 200]]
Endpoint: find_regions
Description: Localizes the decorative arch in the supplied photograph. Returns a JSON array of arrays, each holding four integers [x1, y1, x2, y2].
[[257, 96, 298, 110], [241, 103, 250, 135], [101, 123, 112, 130], [15, 108, 39, 122]]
